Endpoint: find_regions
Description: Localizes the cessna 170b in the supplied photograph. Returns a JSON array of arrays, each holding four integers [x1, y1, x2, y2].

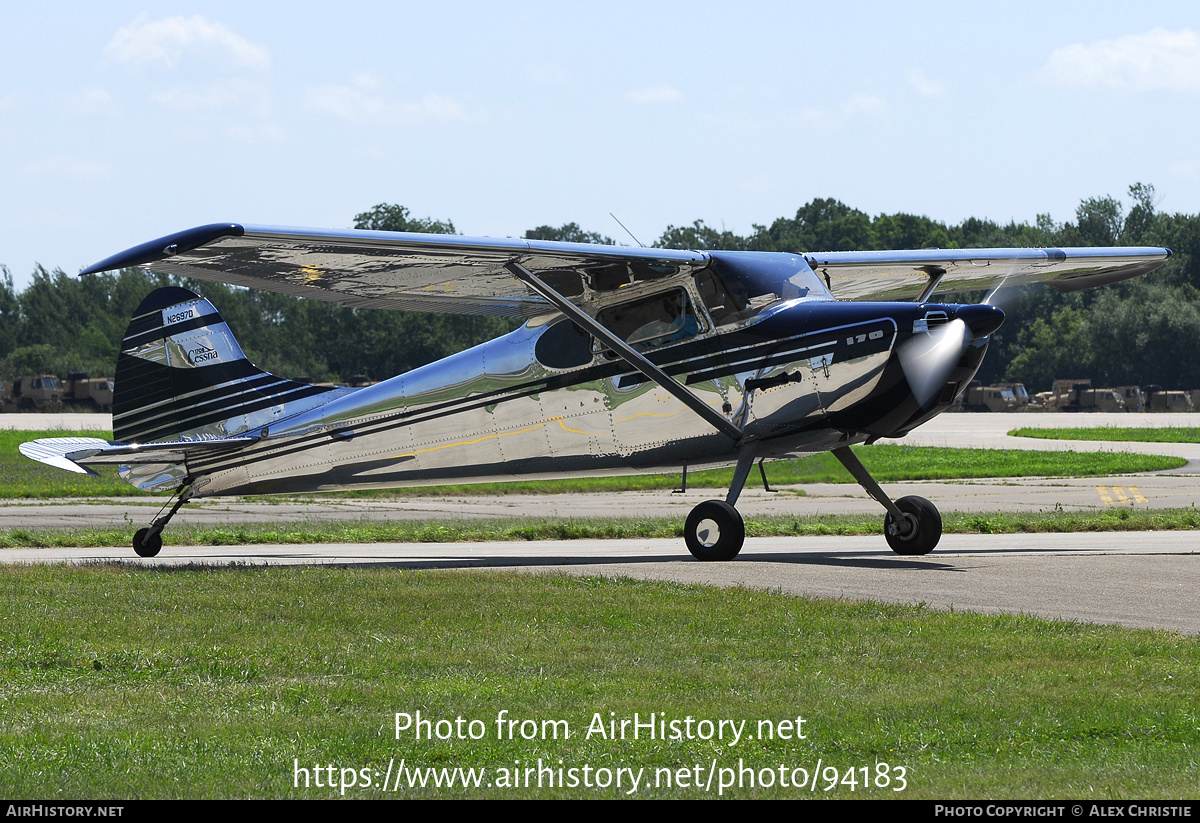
[[20, 223, 1171, 560]]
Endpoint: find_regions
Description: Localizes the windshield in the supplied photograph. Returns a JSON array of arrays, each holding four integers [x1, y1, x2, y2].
[[698, 251, 830, 326]]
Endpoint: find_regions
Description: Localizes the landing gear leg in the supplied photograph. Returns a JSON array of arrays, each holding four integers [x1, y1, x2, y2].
[[685, 444, 757, 561], [132, 484, 193, 558], [758, 458, 777, 493], [831, 446, 941, 555]]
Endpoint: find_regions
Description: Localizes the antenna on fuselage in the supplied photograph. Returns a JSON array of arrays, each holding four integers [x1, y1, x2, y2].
[[609, 213, 645, 248]]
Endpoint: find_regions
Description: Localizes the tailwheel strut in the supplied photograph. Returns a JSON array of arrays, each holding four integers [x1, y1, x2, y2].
[[133, 484, 193, 558], [832, 446, 942, 555]]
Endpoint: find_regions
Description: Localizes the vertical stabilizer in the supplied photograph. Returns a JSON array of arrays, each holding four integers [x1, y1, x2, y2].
[[114, 287, 336, 444]]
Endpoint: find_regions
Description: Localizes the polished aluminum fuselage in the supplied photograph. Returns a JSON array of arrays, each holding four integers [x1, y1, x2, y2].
[[177, 295, 940, 499]]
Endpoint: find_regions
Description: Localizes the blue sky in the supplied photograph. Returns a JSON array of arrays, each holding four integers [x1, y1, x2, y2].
[[2, 1, 1198, 288]]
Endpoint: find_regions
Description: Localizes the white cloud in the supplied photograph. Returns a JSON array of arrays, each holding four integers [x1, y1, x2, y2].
[[797, 107, 824, 125], [223, 121, 285, 142], [305, 84, 469, 123], [396, 94, 469, 122], [1044, 28, 1200, 91], [104, 14, 269, 70], [152, 81, 270, 116], [25, 155, 111, 181], [305, 84, 389, 122], [626, 85, 683, 104], [795, 94, 887, 127], [1170, 159, 1200, 177], [839, 94, 887, 117], [907, 69, 944, 97], [148, 80, 279, 142], [350, 73, 382, 91], [525, 62, 570, 86], [72, 87, 113, 114]]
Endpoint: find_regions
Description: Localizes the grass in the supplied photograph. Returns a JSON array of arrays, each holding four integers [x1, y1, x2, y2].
[[3, 507, 1200, 549], [1, 430, 1185, 499], [0, 567, 1195, 798], [1011, 426, 1200, 444]]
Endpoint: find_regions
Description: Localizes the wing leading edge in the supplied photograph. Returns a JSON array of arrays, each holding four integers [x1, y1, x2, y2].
[[81, 224, 709, 317], [806, 246, 1172, 301], [80, 223, 1172, 310]]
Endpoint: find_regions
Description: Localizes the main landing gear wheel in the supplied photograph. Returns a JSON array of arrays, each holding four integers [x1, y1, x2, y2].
[[884, 495, 942, 556], [685, 500, 745, 561], [132, 528, 163, 558]]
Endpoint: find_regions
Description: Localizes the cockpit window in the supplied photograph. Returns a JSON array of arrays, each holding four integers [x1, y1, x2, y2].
[[595, 289, 700, 351], [697, 251, 828, 327], [695, 269, 752, 326]]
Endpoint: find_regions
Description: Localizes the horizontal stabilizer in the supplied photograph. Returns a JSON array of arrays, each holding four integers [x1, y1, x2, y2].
[[20, 436, 255, 474]]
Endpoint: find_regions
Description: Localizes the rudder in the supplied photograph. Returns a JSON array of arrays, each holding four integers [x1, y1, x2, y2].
[[114, 287, 335, 444]]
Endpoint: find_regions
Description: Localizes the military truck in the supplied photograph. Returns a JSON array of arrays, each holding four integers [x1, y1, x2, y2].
[[1115, 385, 1145, 412], [993, 382, 1032, 409], [1045, 379, 1127, 412], [960, 382, 1019, 412], [4, 375, 64, 411], [63, 373, 115, 411], [1143, 385, 1195, 412]]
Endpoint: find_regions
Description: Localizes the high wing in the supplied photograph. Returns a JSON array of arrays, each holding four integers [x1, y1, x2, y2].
[[80, 223, 709, 317], [806, 247, 1172, 301], [80, 223, 1171, 313]]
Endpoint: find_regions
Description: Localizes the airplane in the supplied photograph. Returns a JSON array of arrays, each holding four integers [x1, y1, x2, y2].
[[19, 222, 1171, 560]]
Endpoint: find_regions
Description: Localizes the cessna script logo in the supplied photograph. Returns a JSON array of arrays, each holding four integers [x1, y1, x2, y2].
[[185, 344, 220, 365]]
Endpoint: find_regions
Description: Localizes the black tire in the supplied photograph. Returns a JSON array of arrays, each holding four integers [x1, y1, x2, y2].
[[884, 496, 942, 556], [684, 500, 745, 561], [133, 528, 163, 558]]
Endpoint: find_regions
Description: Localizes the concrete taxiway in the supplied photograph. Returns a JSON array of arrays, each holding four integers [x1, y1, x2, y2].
[[3, 533, 1195, 634]]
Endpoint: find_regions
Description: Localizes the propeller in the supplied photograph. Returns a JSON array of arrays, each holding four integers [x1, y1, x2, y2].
[[898, 317, 971, 407], [898, 305, 1006, 407]]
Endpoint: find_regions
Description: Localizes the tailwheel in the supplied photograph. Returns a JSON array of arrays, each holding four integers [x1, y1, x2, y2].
[[884, 496, 942, 556], [685, 500, 745, 561], [131, 482, 192, 558], [132, 528, 163, 558]]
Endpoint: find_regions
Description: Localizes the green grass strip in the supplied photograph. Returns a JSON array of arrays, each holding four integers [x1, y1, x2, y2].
[[4, 507, 1199, 549], [0, 567, 1196, 798], [2, 431, 1183, 499], [1011, 426, 1200, 444], [333, 446, 1183, 497]]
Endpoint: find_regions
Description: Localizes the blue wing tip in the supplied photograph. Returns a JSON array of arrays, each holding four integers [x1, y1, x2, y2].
[[80, 223, 245, 276]]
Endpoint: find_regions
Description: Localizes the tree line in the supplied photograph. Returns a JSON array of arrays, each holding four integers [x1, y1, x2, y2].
[[2, 186, 1198, 392]]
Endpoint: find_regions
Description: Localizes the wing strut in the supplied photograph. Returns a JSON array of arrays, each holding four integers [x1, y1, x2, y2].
[[506, 262, 743, 441], [914, 266, 946, 303]]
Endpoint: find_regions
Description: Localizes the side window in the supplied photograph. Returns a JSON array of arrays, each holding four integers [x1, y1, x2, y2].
[[534, 319, 593, 369], [595, 289, 700, 351], [694, 269, 751, 327]]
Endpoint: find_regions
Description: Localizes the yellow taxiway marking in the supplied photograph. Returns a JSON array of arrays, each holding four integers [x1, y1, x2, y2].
[[1097, 485, 1148, 506]]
